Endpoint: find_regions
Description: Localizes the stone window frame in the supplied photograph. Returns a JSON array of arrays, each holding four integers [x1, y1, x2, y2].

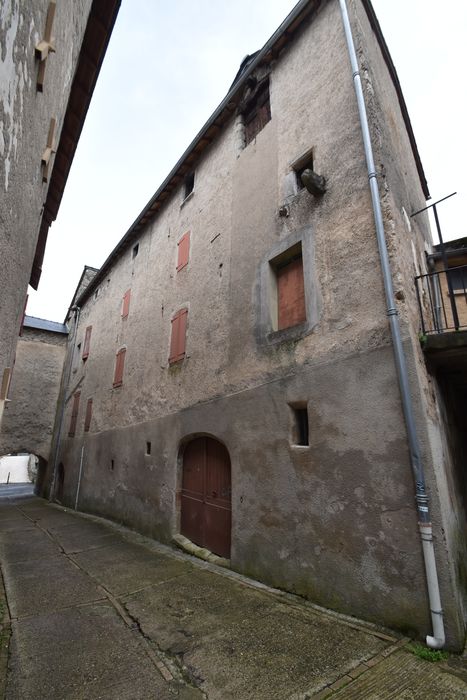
[[257, 226, 321, 346]]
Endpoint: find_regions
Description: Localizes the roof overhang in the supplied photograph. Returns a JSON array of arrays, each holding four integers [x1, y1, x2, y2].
[[30, 0, 121, 290]]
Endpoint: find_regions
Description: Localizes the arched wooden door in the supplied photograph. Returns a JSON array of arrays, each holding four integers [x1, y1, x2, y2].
[[181, 437, 231, 558]]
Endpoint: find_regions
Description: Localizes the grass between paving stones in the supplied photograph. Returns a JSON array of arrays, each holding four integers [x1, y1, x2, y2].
[[407, 643, 449, 663]]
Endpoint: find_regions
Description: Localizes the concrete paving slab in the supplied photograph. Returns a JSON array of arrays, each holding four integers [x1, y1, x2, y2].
[[123, 568, 388, 699], [6, 603, 181, 700], [49, 525, 121, 554], [73, 545, 194, 596], [330, 648, 467, 699], [4, 554, 103, 618], [0, 527, 61, 563]]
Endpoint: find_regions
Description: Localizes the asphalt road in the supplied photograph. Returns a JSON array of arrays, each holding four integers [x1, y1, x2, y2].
[[0, 496, 465, 699]]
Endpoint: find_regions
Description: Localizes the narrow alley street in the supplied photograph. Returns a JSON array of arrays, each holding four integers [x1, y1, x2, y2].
[[0, 496, 465, 699]]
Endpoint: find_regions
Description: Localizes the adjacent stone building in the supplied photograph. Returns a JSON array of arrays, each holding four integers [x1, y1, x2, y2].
[[44, 0, 466, 648], [0, 0, 120, 427], [0, 316, 68, 488]]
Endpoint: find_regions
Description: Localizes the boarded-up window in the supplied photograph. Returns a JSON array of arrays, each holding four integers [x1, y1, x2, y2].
[[82, 325, 92, 360], [277, 255, 306, 330], [177, 232, 190, 272], [122, 289, 131, 318], [244, 79, 271, 146], [113, 348, 126, 387], [169, 309, 188, 364], [69, 391, 81, 437], [84, 398, 93, 432]]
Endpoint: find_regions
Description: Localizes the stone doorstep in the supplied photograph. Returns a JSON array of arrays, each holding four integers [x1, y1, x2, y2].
[[172, 533, 230, 568]]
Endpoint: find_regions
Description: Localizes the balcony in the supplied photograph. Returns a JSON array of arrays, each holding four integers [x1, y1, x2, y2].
[[415, 264, 467, 369]]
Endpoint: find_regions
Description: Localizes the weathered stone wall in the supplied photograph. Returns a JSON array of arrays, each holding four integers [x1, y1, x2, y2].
[[49, 0, 465, 647], [0, 0, 92, 424], [0, 326, 67, 461]]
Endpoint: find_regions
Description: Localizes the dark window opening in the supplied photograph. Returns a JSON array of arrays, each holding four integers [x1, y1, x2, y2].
[[292, 406, 309, 446], [132, 243, 139, 259], [448, 266, 467, 291], [146, 441, 151, 455], [244, 78, 271, 146], [94, 289, 99, 299], [184, 172, 195, 199], [110, 459, 114, 471]]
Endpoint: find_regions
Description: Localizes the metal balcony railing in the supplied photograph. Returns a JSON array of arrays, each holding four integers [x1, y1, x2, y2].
[[415, 264, 467, 335]]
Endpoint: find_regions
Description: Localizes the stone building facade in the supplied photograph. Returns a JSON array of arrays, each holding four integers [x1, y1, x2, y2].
[[0, 0, 120, 427], [45, 0, 466, 648], [0, 316, 68, 487]]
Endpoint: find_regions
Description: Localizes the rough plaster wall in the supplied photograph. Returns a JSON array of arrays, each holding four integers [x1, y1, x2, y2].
[[0, 0, 92, 417], [350, 0, 466, 639], [0, 329, 66, 461], [50, 0, 464, 647]]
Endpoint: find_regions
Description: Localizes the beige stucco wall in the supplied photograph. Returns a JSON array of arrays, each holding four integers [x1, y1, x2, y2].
[[0, 0, 92, 425], [48, 0, 465, 647], [0, 326, 67, 462]]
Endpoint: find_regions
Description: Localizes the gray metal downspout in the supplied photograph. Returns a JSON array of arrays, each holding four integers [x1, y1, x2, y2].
[[338, 0, 445, 648], [49, 306, 81, 501]]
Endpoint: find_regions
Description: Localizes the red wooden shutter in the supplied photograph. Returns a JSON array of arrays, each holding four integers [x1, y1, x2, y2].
[[68, 392, 81, 437], [84, 398, 93, 432], [277, 256, 306, 330], [122, 289, 131, 318], [113, 347, 126, 387], [177, 232, 190, 272], [169, 309, 188, 364], [82, 325, 92, 359]]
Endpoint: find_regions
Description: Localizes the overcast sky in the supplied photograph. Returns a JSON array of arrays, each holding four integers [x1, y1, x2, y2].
[[27, 0, 467, 322]]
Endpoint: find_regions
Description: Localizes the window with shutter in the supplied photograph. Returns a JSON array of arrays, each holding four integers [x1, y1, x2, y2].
[[244, 78, 271, 146], [69, 391, 80, 437], [84, 398, 93, 432], [277, 254, 306, 330], [113, 348, 126, 387], [122, 289, 131, 318], [177, 232, 190, 272], [169, 309, 188, 364], [82, 326, 92, 359]]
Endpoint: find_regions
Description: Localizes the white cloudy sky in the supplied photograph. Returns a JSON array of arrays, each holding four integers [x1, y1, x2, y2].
[[27, 0, 467, 322]]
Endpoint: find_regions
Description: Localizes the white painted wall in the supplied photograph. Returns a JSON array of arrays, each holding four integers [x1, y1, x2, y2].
[[0, 455, 30, 483]]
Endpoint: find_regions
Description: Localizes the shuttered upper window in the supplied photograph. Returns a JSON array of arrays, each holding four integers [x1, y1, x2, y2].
[[177, 232, 190, 272], [82, 326, 92, 360], [169, 309, 188, 364], [68, 391, 81, 437], [113, 347, 126, 387], [122, 289, 131, 318], [84, 398, 93, 432], [244, 78, 271, 146], [277, 254, 306, 330]]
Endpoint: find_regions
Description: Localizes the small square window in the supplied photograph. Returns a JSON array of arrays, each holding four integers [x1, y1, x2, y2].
[[132, 243, 139, 259], [184, 172, 195, 199]]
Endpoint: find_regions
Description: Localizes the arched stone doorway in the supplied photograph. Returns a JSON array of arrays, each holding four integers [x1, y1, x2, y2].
[[181, 436, 231, 558]]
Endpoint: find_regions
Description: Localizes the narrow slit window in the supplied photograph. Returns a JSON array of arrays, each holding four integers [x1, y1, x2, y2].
[[84, 398, 93, 432], [132, 243, 139, 259], [292, 406, 309, 446], [110, 459, 115, 471], [146, 441, 151, 455]]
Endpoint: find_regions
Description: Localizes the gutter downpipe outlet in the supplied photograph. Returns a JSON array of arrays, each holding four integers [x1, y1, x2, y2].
[[50, 305, 81, 501], [338, 0, 445, 648]]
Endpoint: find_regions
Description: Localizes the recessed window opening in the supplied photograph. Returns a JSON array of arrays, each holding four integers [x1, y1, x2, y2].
[[132, 243, 139, 259], [184, 172, 195, 199], [146, 441, 151, 455], [110, 459, 114, 471], [269, 242, 306, 331], [294, 151, 314, 190], [243, 77, 271, 145], [291, 405, 309, 446], [94, 288, 99, 299]]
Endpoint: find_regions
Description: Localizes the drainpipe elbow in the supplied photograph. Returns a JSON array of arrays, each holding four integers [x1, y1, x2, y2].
[[426, 633, 445, 649]]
